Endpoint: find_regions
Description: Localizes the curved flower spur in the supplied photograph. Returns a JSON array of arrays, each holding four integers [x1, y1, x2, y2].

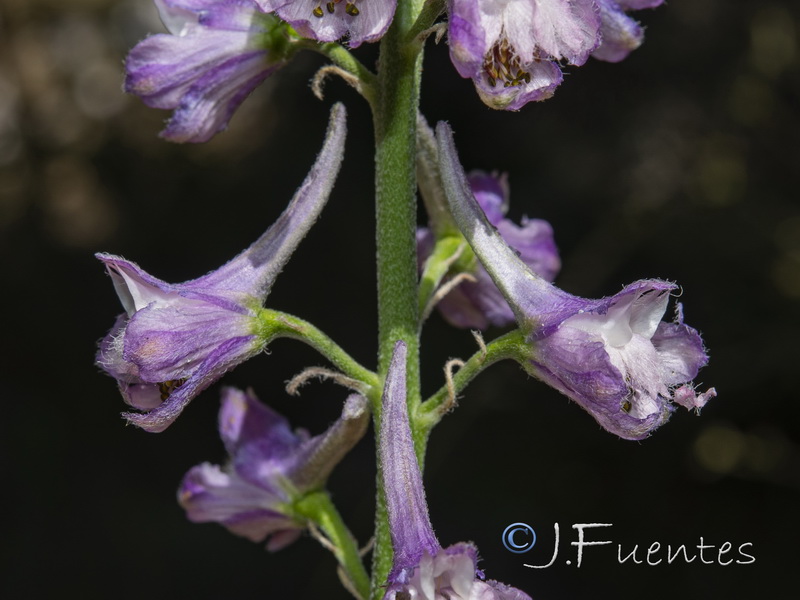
[[380, 341, 531, 600], [417, 170, 561, 330], [436, 122, 716, 440], [95, 104, 347, 432]]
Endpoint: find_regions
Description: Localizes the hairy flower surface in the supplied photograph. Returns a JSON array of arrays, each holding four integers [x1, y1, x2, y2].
[[418, 171, 560, 329], [437, 122, 716, 440], [96, 105, 347, 432], [179, 387, 369, 549], [256, 0, 396, 47], [380, 341, 531, 599], [125, 0, 293, 142], [448, 0, 662, 109]]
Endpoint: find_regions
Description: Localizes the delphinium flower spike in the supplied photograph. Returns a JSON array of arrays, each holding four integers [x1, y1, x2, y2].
[[255, 0, 397, 48], [96, 104, 347, 432], [418, 170, 561, 329], [125, 0, 299, 142], [179, 387, 369, 550], [380, 341, 531, 599], [436, 122, 716, 440]]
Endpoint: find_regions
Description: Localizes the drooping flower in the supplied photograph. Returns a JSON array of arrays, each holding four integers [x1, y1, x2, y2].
[[255, 0, 396, 48], [592, 0, 664, 62], [179, 387, 369, 550], [436, 122, 716, 440], [125, 0, 298, 142], [418, 171, 560, 329], [95, 104, 347, 432], [380, 341, 531, 599], [448, 0, 601, 109], [447, 0, 663, 110]]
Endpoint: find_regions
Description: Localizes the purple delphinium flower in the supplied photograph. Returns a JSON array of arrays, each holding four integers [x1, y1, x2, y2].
[[95, 105, 346, 432], [592, 0, 664, 62], [179, 387, 369, 550], [448, 0, 663, 110], [436, 122, 716, 440], [125, 0, 294, 142], [255, 0, 396, 48], [418, 171, 560, 329], [380, 341, 531, 599], [447, 0, 601, 109]]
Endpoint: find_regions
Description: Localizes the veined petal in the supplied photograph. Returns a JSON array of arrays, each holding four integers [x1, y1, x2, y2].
[[125, 29, 259, 110], [161, 50, 276, 143], [126, 1, 289, 143], [178, 462, 298, 542], [123, 304, 257, 381], [448, 0, 489, 76]]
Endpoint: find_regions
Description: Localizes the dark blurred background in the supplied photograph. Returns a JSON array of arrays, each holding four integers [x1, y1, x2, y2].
[[1, 0, 798, 598]]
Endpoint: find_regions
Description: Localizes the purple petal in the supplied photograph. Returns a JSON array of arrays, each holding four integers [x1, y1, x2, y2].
[[123, 336, 258, 432], [220, 387, 368, 493], [126, 1, 284, 143], [178, 462, 299, 543], [467, 172, 508, 225], [474, 59, 563, 110], [161, 51, 276, 143], [592, 0, 644, 63], [651, 321, 708, 385], [447, 0, 487, 76], [380, 341, 441, 580], [219, 387, 301, 460], [123, 304, 256, 381], [263, 0, 396, 47]]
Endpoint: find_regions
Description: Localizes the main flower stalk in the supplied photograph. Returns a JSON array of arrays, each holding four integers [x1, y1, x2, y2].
[[371, 0, 427, 595]]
